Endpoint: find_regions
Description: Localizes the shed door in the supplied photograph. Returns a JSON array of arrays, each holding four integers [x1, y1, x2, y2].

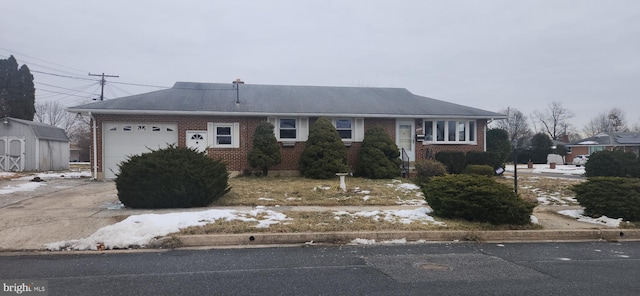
[[0, 137, 25, 172], [103, 122, 178, 179]]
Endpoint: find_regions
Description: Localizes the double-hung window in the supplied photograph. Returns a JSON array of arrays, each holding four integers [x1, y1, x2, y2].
[[208, 122, 239, 148], [334, 119, 353, 140], [279, 118, 297, 139], [423, 119, 477, 144]]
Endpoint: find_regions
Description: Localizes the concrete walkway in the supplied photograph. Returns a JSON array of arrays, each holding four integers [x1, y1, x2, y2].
[[0, 177, 634, 252]]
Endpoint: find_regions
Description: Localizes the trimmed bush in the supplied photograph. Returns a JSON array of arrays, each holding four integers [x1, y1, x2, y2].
[[435, 151, 466, 174], [355, 126, 401, 179], [413, 159, 447, 185], [571, 177, 640, 221], [466, 151, 499, 170], [116, 146, 231, 209], [299, 117, 348, 179], [423, 174, 535, 225], [464, 165, 494, 177], [585, 150, 639, 178], [248, 121, 282, 176]]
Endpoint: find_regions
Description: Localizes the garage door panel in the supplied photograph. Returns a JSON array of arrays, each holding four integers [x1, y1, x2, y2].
[[103, 122, 177, 179]]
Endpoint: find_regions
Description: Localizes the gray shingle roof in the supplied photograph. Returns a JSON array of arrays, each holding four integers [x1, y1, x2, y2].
[[569, 132, 640, 146], [4, 117, 69, 142], [68, 82, 505, 119]]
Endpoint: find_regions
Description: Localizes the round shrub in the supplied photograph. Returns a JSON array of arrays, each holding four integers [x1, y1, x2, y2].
[[413, 159, 447, 185], [299, 117, 348, 179], [571, 177, 640, 221], [423, 174, 535, 225], [464, 165, 495, 177], [116, 146, 231, 208], [355, 126, 401, 179]]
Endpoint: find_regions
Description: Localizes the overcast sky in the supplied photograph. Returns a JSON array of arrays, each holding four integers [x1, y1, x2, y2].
[[2, 0, 639, 133]]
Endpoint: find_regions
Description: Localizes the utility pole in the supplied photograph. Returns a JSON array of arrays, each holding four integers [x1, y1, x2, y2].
[[89, 72, 119, 101]]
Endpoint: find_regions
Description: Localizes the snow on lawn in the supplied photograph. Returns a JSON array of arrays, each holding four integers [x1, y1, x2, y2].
[[334, 207, 445, 226], [558, 209, 623, 227], [45, 207, 289, 251]]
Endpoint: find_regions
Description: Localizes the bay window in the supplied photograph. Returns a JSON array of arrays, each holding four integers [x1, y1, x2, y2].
[[423, 119, 477, 144]]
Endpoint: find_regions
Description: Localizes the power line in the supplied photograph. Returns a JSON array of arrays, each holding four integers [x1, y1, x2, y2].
[[0, 47, 89, 74], [32, 70, 99, 82]]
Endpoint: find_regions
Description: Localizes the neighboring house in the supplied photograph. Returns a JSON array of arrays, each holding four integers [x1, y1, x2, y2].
[[0, 117, 69, 172], [70, 144, 90, 162], [567, 132, 640, 163], [67, 81, 505, 179]]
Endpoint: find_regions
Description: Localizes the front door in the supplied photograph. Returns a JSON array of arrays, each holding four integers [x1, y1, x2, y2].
[[186, 131, 208, 153], [396, 120, 415, 161]]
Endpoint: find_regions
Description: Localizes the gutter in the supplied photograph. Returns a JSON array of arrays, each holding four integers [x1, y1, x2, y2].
[[68, 109, 506, 120]]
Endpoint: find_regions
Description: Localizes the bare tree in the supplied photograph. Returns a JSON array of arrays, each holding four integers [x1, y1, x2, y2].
[[495, 107, 533, 146], [582, 108, 629, 137], [34, 101, 80, 136], [532, 101, 575, 140]]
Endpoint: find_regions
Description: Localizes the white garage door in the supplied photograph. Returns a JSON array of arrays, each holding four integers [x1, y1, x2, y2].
[[103, 122, 178, 179]]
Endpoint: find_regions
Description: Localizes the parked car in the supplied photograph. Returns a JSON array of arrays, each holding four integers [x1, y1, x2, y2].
[[572, 155, 589, 166]]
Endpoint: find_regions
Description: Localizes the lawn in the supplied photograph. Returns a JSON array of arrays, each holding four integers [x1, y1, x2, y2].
[[179, 175, 564, 235]]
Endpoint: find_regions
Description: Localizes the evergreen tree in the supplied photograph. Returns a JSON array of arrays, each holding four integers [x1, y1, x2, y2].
[[248, 121, 281, 176], [0, 55, 36, 120], [530, 132, 553, 163], [355, 126, 401, 178], [299, 117, 348, 179], [486, 128, 511, 167]]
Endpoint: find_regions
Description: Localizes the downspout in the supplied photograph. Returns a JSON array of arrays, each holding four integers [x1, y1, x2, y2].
[[483, 120, 488, 151], [90, 112, 98, 180]]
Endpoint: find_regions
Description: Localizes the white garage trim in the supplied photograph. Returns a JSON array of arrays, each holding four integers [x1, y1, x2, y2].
[[103, 122, 178, 179]]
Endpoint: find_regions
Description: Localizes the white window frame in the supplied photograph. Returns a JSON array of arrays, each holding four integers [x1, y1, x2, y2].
[[333, 118, 354, 141], [207, 122, 240, 148], [423, 119, 477, 144], [267, 117, 309, 142]]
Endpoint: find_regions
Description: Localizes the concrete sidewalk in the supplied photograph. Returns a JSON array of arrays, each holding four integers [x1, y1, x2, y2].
[[0, 177, 637, 252]]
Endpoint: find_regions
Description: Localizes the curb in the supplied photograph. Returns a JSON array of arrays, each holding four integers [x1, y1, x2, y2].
[[176, 229, 640, 247]]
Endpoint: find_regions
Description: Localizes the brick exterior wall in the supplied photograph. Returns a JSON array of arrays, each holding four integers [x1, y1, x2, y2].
[[90, 115, 487, 178]]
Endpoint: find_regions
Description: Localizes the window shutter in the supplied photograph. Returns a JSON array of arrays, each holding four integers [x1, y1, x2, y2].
[[354, 118, 364, 141], [299, 117, 309, 141], [206, 122, 214, 147], [232, 122, 240, 148]]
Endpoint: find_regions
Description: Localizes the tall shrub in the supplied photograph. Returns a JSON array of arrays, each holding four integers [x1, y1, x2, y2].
[[299, 117, 348, 179], [466, 151, 499, 170], [435, 151, 466, 174], [486, 128, 511, 167], [248, 121, 281, 176], [355, 126, 401, 179], [116, 146, 230, 209]]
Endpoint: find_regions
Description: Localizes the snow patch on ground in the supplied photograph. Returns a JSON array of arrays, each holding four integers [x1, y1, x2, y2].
[[0, 182, 45, 195], [334, 207, 444, 226], [558, 209, 623, 227], [45, 208, 289, 251]]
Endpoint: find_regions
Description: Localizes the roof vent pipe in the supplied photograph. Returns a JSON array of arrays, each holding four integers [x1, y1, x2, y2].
[[232, 79, 244, 104]]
